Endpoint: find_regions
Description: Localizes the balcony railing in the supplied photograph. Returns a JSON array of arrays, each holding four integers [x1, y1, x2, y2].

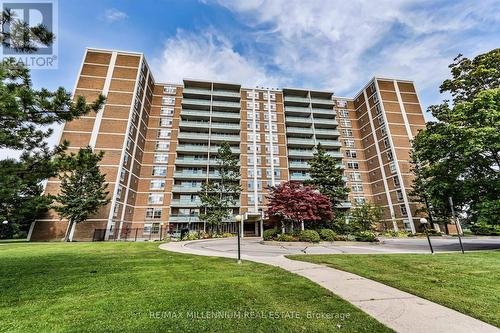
[[289, 161, 310, 169], [284, 96, 310, 104], [310, 98, 334, 106], [288, 149, 314, 158], [326, 151, 343, 158], [316, 139, 341, 148], [169, 215, 201, 222], [284, 106, 311, 114], [212, 100, 240, 108], [182, 98, 211, 106], [287, 137, 315, 146], [315, 128, 340, 137], [172, 186, 202, 193], [183, 88, 211, 96], [211, 111, 240, 119], [174, 171, 207, 179], [170, 199, 202, 207], [290, 173, 311, 181], [285, 116, 312, 124], [212, 90, 240, 98], [181, 109, 211, 117], [286, 127, 313, 134], [177, 132, 209, 140], [176, 144, 209, 152], [312, 108, 335, 117], [210, 134, 240, 142]]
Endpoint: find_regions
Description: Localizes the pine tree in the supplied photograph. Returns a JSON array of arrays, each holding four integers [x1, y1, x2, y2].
[[199, 142, 241, 234], [53, 147, 110, 241], [305, 144, 350, 216]]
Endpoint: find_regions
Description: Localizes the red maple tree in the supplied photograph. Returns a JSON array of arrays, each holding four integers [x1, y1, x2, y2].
[[267, 181, 333, 230]]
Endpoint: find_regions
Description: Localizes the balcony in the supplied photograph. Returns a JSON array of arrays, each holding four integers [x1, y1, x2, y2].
[[284, 96, 310, 105], [315, 128, 340, 137], [176, 144, 209, 153], [312, 108, 335, 117], [285, 116, 312, 125], [287, 137, 315, 147], [170, 199, 202, 207], [212, 100, 240, 110], [182, 98, 211, 107], [286, 127, 313, 135], [289, 161, 310, 169], [284, 106, 310, 115], [174, 171, 207, 179], [326, 151, 343, 158], [175, 158, 210, 166], [181, 109, 211, 118], [290, 173, 311, 181], [311, 98, 334, 106], [172, 186, 202, 193], [336, 201, 352, 209], [211, 111, 240, 120], [210, 122, 240, 131], [209, 146, 240, 154], [316, 139, 341, 148], [183, 88, 211, 97], [177, 132, 209, 141], [314, 118, 338, 128], [210, 134, 240, 142], [179, 120, 210, 130], [288, 149, 314, 158], [212, 90, 240, 98], [169, 215, 201, 222]]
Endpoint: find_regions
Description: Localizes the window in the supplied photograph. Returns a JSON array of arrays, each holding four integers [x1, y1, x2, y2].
[[389, 162, 397, 174], [380, 125, 387, 137], [266, 169, 281, 178], [383, 137, 390, 149], [264, 113, 277, 121], [152, 166, 167, 176], [369, 82, 376, 93], [158, 129, 171, 139], [354, 197, 366, 204], [148, 193, 164, 204], [387, 150, 393, 161], [154, 153, 168, 163], [264, 123, 278, 131], [345, 150, 357, 158], [400, 205, 408, 216], [247, 122, 260, 130], [247, 169, 262, 178], [342, 129, 353, 137], [160, 118, 172, 127], [340, 119, 352, 127], [113, 204, 119, 217], [337, 100, 348, 108], [347, 161, 359, 169], [266, 157, 280, 165], [246, 91, 258, 99], [123, 154, 129, 166], [264, 133, 278, 142], [375, 103, 382, 115], [163, 86, 176, 94], [146, 208, 162, 219], [160, 107, 174, 116], [247, 112, 260, 120], [377, 115, 385, 125], [393, 176, 400, 187], [248, 181, 263, 191], [247, 156, 261, 166], [156, 141, 170, 151], [344, 139, 355, 147], [248, 144, 261, 153], [116, 186, 123, 198], [120, 169, 126, 182], [265, 144, 279, 154], [126, 138, 133, 150], [373, 93, 379, 103], [339, 110, 349, 118], [352, 184, 364, 192], [396, 190, 404, 201], [162, 96, 175, 105], [264, 103, 276, 111], [150, 179, 166, 190], [350, 172, 361, 181], [248, 133, 260, 142]]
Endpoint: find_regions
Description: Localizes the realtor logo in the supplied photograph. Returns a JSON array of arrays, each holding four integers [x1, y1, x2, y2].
[[1, 0, 58, 69]]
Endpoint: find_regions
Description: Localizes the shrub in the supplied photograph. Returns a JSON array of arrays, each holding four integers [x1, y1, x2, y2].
[[277, 234, 294, 242], [263, 228, 279, 241], [355, 231, 378, 242], [334, 234, 356, 241], [299, 229, 320, 243], [319, 228, 336, 241], [182, 232, 199, 241], [221, 233, 234, 238], [470, 224, 500, 236]]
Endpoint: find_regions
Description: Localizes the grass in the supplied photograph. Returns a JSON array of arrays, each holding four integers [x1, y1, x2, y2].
[[0, 242, 392, 333], [288, 251, 500, 327]]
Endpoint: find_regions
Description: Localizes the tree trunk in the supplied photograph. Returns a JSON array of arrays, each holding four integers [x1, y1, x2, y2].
[[64, 220, 75, 242]]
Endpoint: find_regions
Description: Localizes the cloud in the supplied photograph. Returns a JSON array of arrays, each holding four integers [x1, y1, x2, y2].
[[206, 0, 500, 107], [104, 8, 128, 22], [151, 29, 283, 88]]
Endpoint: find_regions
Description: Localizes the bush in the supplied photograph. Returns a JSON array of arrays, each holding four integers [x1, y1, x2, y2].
[[263, 228, 279, 241], [221, 233, 234, 238], [182, 232, 199, 241], [334, 234, 356, 241], [355, 231, 378, 242], [277, 234, 294, 242], [299, 229, 320, 243], [319, 228, 336, 241], [470, 224, 500, 236]]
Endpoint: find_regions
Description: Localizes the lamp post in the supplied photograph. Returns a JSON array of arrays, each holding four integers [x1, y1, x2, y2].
[[420, 218, 434, 254], [235, 214, 242, 264]]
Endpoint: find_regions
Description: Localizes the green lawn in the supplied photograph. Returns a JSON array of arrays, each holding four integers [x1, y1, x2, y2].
[[288, 251, 500, 327], [0, 243, 391, 333]]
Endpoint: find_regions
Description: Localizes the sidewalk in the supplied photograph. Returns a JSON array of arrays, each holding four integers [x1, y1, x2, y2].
[[160, 240, 499, 333]]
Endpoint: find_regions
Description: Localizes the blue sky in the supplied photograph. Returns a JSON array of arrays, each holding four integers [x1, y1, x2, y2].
[[8, 0, 500, 157]]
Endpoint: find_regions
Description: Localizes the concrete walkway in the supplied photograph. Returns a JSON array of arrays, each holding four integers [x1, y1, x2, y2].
[[159, 239, 499, 333]]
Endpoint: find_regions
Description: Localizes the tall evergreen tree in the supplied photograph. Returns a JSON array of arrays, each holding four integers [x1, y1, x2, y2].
[[305, 144, 350, 216], [199, 142, 241, 234], [411, 49, 500, 226], [53, 147, 110, 241]]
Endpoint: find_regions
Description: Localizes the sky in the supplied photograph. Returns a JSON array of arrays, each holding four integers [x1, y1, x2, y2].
[[4, 0, 500, 158]]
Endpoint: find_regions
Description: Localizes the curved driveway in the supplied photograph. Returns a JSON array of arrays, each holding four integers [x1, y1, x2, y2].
[[160, 237, 499, 333]]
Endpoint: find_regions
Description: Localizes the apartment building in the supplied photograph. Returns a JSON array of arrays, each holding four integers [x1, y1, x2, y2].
[[28, 48, 426, 241]]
